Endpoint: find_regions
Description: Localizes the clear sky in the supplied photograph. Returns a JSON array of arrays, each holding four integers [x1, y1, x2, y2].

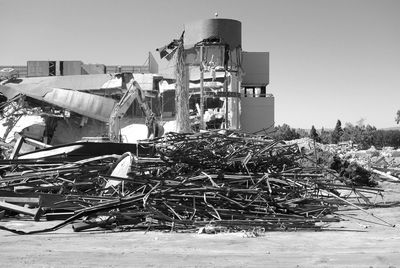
[[1, 0, 399, 129]]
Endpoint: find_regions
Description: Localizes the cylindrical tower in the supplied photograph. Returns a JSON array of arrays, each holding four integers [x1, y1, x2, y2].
[[184, 18, 242, 48], [184, 18, 242, 130]]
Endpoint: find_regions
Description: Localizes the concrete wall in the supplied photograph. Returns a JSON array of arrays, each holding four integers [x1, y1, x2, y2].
[[240, 96, 274, 133], [28, 61, 83, 76], [4, 62, 148, 78], [106, 65, 149, 74], [145, 52, 176, 79], [149, 52, 159, 74], [27, 61, 50, 77], [61, 61, 82, 75], [82, 64, 106, 74], [241, 52, 269, 86]]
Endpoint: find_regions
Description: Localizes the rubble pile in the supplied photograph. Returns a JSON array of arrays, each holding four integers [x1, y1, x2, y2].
[[289, 137, 400, 182], [0, 131, 388, 234]]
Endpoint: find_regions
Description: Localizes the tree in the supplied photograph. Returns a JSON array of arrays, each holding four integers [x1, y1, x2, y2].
[[331, 120, 343, 144], [309, 125, 320, 165], [319, 127, 331, 144], [360, 125, 376, 149], [396, 110, 400, 124], [309, 125, 321, 142], [271, 124, 300, 141], [296, 128, 309, 138], [340, 123, 355, 142]]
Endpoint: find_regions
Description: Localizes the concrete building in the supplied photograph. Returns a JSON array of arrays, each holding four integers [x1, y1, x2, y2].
[[0, 62, 148, 77], [151, 18, 274, 133], [240, 51, 274, 133]]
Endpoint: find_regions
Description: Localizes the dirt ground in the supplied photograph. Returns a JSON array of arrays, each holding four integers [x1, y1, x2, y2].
[[1, 181, 400, 268]]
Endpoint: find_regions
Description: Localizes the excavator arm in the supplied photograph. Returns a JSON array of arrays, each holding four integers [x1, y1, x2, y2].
[[108, 76, 163, 142]]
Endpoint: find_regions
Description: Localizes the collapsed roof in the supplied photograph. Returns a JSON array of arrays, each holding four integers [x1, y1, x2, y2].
[[0, 73, 158, 122]]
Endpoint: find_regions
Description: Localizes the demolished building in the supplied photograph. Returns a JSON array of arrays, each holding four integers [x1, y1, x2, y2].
[[0, 18, 397, 236], [151, 18, 274, 133], [0, 18, 274, 159], [0, 73, 161, 147]]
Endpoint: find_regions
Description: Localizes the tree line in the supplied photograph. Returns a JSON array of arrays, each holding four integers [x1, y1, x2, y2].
[[270, 120, 400, 149]]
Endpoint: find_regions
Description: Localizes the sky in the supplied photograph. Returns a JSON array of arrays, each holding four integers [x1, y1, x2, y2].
[[1, 0, 399, 129]]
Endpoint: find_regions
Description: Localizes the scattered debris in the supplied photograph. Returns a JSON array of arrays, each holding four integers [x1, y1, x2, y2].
[[0, 131, 394, 235]]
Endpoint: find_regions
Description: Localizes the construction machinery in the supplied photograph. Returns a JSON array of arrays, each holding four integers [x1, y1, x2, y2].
[[108, 73, 163, 142]]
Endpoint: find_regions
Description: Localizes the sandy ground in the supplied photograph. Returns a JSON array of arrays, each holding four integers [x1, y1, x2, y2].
[[1, 182, 400, 268]]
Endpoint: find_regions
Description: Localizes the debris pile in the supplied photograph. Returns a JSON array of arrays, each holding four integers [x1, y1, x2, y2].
[[0, 131, 390, 234], [288, 137, 400, 182]]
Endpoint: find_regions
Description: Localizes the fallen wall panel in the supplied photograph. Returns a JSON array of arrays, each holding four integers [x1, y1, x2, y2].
[[43, 88, 116, 122]]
